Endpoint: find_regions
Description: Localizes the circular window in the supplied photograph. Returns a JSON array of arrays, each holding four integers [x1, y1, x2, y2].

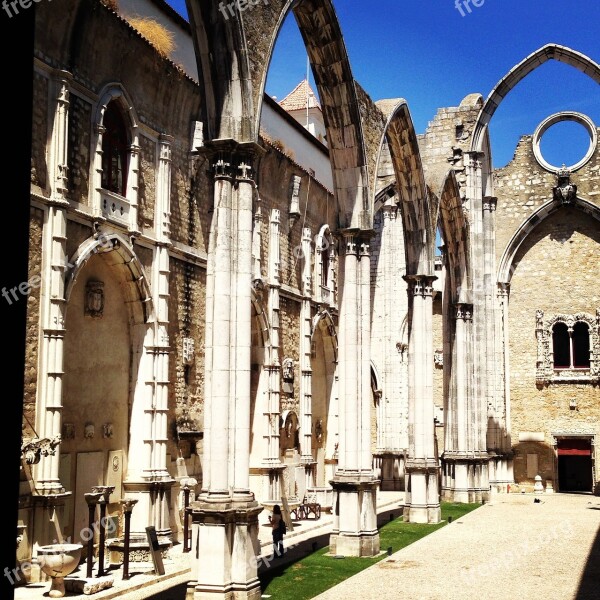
[[532, 112, 597, 173]]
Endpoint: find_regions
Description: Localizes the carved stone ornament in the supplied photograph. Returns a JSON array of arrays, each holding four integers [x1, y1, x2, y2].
[[21, 435, 61, 465], [535, 309, 600, 385], [553, 166, 577, 205], [84, 422, 95, 439], [282, 358, 294, 394], [85, 280, 105, 318], [62, 422, 75, 440], [315, 418, 324, 444], [183, 337, 195, 366], [103, 423, 114, 439], [434, 351, 444, 368]]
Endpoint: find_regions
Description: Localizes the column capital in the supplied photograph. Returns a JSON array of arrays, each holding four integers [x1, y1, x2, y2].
[[454, 303, 473, 321], [497, 282, 510, 298], [202, 139, 265, 182], [483, 196, 497, 212], [404, 274, 437, 298], [336, 229, 375, 257]]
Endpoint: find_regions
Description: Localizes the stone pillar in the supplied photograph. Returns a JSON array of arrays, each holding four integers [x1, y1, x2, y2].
[[404, 275, 441, 523], [263, 209, 283, 494], [124, 135, 174, 538], [330, 231, 379, 558], [443, 303, 480, 503], [34, 71, 72, 496], [372, 202, 408, 490], [188, 142, 262, 600], [300, 227, 316, 486]]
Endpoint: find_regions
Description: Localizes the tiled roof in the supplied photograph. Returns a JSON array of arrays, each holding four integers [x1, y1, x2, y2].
[[279, 79, 322, 111]]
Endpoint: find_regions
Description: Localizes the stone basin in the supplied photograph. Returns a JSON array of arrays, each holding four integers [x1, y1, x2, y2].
[[37, 543, 83, 598]]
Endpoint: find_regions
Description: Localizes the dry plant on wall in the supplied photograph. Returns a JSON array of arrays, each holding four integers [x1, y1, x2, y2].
[[101, 0, 119, 11], [127, 17, 177, 60]]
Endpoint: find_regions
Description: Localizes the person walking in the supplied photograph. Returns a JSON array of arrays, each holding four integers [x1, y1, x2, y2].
[[271, 504, 285, 558]]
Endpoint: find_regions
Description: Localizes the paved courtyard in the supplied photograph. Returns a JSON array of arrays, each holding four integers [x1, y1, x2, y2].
[[14, 492, 599, 600], [316, 493, 600, 600]]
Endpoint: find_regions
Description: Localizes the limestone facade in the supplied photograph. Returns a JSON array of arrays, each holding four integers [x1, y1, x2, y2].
[[17, 0, 600, 597]]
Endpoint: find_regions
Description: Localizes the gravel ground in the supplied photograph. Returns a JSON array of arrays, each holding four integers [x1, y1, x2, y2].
[[315, 493, 600, 600]]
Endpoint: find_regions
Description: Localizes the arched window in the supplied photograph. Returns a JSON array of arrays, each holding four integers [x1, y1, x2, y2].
[[553, 321, 591, 369], [552, 323, 570, 368], [315, 225, 335, 305], [101, 101, 128, 196], [537, 311, 599, 384], [573, 322, 591, 368]]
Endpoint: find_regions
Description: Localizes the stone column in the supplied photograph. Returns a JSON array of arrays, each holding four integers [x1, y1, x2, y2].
[[34, 71, 72, 495], [330, 231, 379, 558], [300, 227, 316, 486], [404, 275, 441, 523], [188, 142, 262, 600], [443, 303, 478, 502], [124, 135, 174, 538], [263, 209, 283, 495]]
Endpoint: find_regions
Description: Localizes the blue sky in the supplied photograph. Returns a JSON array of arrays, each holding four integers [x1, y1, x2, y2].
[[168, 1, 599, 168]]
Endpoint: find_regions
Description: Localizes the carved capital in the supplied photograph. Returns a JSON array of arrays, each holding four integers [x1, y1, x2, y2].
[[405, 275, 436, 298], [454, 303, 473, 321], [483, 196, 497, 212]]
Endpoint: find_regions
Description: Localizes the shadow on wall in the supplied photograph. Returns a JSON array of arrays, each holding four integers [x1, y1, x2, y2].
[[512, 441, 556, 492]]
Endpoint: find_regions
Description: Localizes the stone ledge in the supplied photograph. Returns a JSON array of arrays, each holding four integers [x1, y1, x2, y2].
[[65, 575, 114, 595]]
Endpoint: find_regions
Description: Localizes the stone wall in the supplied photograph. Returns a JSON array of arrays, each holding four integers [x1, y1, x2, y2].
[[506, 207, 600, 487], [494, 130, 600, 264], [67, 93, 92, 205], [23, 207, 44, 438], [31, 71, 48, 191], [138, 134, 156, 233]]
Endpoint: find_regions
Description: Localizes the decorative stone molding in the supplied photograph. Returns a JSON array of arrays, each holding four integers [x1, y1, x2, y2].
[[21, 435, 61, 465], [62, 422, 75, 440], [553, 166, 578, 205], [85, 280, 104, 318], [550, 431, 596, 446], [182, 337, 195, 366], [103, 423, 114, 439], [84, 423, 95, 439], [535, 310, 600, 385], [434, 351, 444, 368], [282, 358, 294, 394]]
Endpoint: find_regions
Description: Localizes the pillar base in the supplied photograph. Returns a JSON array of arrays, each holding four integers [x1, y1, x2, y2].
[[441, 453, 490, 504], [488, 452, 515, 495], [187, 496, 263, 600], [373, 452, 407, 492], [404, 460, 441, 524], [329, 476, 380, 557], [123, 479, 175, 540]]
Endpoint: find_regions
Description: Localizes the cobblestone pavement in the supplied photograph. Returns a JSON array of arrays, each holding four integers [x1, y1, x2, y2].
[[315, 493, 600, 600]]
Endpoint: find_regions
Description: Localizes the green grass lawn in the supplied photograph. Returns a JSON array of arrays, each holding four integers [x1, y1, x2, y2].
[[260, 502, 480, 600]]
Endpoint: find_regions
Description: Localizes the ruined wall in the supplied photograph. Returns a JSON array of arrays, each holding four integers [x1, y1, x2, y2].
[[494, 130, 600, 264], [22, 207, 44, 439], [418, 94, 483, 195], [505, 208, 600, 488]]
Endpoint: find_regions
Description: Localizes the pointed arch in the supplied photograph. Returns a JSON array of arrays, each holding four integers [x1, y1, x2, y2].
[[312, 309, 338, 364], [471, 44, 600, 153], [374, 99, 433, 275], [65, 232, 153, 325], [251, 287, 272, 364], [188, 0, 370, 227], [498, 196, 600, 284], [438, 171, 471, 303]]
